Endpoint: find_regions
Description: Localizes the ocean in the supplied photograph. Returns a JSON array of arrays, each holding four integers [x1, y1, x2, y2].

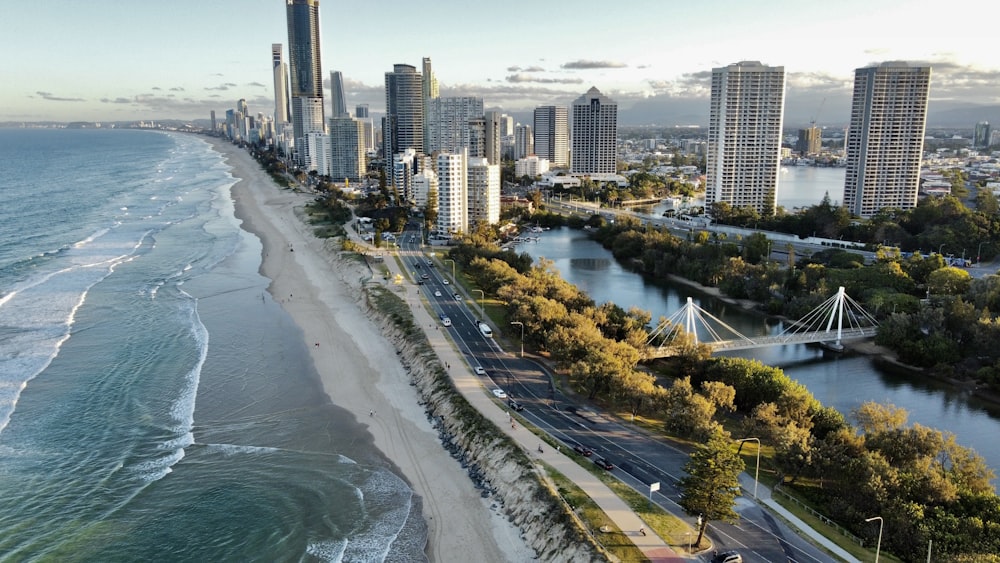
[[0, 129, 425, 562]]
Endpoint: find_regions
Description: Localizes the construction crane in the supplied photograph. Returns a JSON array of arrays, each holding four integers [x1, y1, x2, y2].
[[810, 97, 827, 128]]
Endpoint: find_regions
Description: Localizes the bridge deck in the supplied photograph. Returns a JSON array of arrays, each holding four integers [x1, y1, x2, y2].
[[649, 327, 876, 357]]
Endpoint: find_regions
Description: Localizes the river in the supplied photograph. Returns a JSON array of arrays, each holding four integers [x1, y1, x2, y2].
[[520, 167, 1000, 475]]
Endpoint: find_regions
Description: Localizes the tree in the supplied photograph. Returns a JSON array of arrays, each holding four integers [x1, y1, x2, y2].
[[927, 266, 973, 296], [678, 428, 746, 547]]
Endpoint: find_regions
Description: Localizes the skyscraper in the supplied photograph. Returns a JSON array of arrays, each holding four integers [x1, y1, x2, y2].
[[426, 96, 484, 154], [329, 117, 366, 182], [271, 43, 290, 125], [706, 61, 785, 215], [355, 104, 369, 118], [330, 71, 349, 118], [514, 124, 533, 160], [467, 157, 501, 226], [286, 0, 325, 155], [843, 62, 930, 218], [797, 126, 822, 155], [571, 87, 618, 175], [436, 149, 468, 235], [384, 64, 424, 181], [534, 106, 569, 167], [974, 121, 991, 149], [422, 57, 439, 152], [483, 111, 502, 166]]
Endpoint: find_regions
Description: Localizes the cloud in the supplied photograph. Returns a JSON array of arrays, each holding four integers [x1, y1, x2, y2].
[[34, 91, 85, 102], [247, 81, 266, 88], [100, 97, 133, 104], [170, 86, 185, 92], [204, 83, 237, 91], [506, 74, 583, 84], [507, 65, 545, 72], [152, 86, 161, 91], [561, 60, 627, 70]]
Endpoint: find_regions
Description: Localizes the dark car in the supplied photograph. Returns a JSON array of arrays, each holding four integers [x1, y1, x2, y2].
[[507, 398, 524, 411], [573, 444, 593, 457], [594, 457, 614, 470], [711, 550, 743, 563]]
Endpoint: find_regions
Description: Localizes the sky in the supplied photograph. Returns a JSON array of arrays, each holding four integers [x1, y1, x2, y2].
[[5, 0, 999, 127]]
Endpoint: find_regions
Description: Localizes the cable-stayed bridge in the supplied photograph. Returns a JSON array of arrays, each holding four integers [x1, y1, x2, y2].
[[646, 287, 878, 357]]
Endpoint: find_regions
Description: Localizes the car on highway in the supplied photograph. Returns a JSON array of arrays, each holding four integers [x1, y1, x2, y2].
[[711, 550, 742, 563], [473, 366, 486, 376], [491, 388, 507, 399], [434, 290, 442, 297], [442, 279, 449, 285], [421, 273, 429, 279], [594, 457, 614, 470], [453, 293, 461, 300], [439, 314, 451, 327], [573, 444, 593, 457], [507, 398, 524, 411]]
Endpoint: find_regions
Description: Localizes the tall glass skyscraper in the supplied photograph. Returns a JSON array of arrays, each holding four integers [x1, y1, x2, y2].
[[534, 106, 569, 167], [271, 44, 290, 125], [384, 64, 424, 184], [286, 0, 325, 153], [570, 87, 617, 175]]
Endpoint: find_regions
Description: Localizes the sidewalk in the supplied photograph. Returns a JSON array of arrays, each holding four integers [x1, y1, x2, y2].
[[376, 245, 684, 562], [738, 474, 859, 563]]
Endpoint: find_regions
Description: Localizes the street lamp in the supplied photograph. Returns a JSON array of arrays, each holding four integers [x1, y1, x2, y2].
[[736, 438, 760, 500], [938, 243, 945, 256], [865, 516, 883, 563], [444, 259, 456, 281], [510, 321, 524, 358], [472, 289, 485, 319]]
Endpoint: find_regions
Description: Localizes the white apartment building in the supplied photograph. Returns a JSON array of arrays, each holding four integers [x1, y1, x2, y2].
[[436, 149, 468, 235], [515, 155, 550, 178], [843, 62, 931, 218], [571, 87, 618, 175], [412, 168, 438, 209], [706, 61, 785, 215], [393, 149, 418, 203], [467, 157, 501, 226], [304, 132, 332, 176]]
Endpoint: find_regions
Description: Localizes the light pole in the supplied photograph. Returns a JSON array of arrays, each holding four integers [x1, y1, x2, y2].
[[865, 516, 883, 563], [444, 259, 455, 282], [472, 289, 485, 319], [510, 321, 524, 358], [685, 531, 692, 553], [736, 438, 760, 500], [938, 243, 945, 256]]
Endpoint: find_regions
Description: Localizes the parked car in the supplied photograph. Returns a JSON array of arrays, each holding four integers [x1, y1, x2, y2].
[[507, 398, 524, 411], [491, 388, 507, 399], [573, 444, 593, 457], [473, 366, 486, 376], [594, 457, 614, 470], [711, 551, 743, 563]]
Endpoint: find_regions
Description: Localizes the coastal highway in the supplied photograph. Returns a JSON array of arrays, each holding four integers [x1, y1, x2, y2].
[[399, 233, 837, 563]]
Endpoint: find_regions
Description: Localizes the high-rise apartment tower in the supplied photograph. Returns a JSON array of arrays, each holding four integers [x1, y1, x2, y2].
[[570, 87, 617, 175], [286, 0, 325, 152], [706, 61, 785, 215], [271, 43, 290, 124], [534, 106, 569, 167], [843, 62, 930, 218]]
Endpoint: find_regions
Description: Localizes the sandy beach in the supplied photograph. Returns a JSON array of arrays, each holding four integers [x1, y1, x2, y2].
[[209, 138, 532, 562]]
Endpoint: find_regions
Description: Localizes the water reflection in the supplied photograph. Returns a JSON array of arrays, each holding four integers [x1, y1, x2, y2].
[[522, 226, 1000, 474]]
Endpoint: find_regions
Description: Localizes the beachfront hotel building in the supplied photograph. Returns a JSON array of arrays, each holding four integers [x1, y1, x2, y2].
[[467, 157, 501, 226], [436, 150, 468, 235], [271, 44, 290, 126], [706, 61, 785, 215], [384, 64, 424, 186], [329, 116, 366, 182], [571, 87, 618, 175], [286, 0, 326, 164], [843, 62, 930, 218], [534, 106, 569, 168]]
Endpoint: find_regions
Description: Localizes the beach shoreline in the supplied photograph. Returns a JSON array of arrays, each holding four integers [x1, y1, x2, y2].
[[206, 137, 530, 562]]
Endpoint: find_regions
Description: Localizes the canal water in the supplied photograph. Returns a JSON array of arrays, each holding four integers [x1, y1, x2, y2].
[[520, 171, 1000, 474]]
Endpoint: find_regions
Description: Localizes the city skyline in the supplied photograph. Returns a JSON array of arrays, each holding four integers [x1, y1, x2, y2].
[[4, 0, 1000, 126]]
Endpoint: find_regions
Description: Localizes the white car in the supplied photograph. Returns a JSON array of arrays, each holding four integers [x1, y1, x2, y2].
[[434, 290, 442, 297], [442, 279, 449, 285], [491, 388, 507, 399], [474, 366, 486, 375]]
